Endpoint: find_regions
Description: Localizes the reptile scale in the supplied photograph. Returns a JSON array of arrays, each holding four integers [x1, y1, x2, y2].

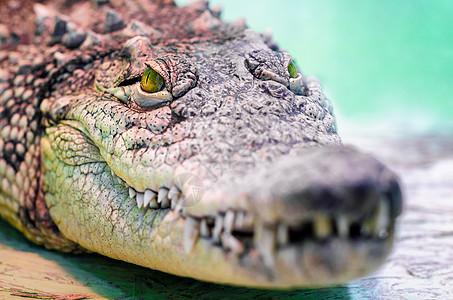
[[0, 0, 402, 288]]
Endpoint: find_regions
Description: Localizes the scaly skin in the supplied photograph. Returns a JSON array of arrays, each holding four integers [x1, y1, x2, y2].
[[0, 0, 402, 288]]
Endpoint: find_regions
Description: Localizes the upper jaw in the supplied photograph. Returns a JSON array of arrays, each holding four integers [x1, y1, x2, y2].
[[97, 139, 401, 287], [174, 145, 402, 286], [108, 138, 402, 277], [184, 145, 402, 225]]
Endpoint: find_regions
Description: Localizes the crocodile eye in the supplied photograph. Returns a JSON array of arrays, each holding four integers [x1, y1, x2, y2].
[[141, 67, 165, 93], [288, 61, 298, 79]]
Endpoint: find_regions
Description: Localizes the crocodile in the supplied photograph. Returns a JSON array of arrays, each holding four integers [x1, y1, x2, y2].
[[0, 0, 402, 288]]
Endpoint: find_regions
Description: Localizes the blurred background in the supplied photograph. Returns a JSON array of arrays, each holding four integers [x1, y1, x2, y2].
[[176, 0, 453, 135]]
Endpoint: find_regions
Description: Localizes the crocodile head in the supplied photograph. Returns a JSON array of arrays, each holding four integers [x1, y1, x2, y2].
[[33, 1, 402, 288]]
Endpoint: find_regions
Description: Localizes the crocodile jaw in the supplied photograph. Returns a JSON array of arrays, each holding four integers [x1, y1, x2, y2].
[[41, 124, 401, 288]]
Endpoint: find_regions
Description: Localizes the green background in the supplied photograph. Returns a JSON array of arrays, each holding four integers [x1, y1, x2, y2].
[[176, 0, 453, 133]]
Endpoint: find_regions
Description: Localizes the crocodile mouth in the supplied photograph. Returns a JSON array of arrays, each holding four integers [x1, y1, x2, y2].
[[185, 199, 392, 263], [111, 164, 395, 285], [112, 171, 179, 210]]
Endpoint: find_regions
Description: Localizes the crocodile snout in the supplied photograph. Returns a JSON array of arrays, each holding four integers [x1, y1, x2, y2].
[[178, 146, 402, 286], [222, 145, 403, 284], [246, 146, 402, 228]]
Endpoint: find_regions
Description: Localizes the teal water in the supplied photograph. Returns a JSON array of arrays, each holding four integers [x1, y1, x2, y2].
[[176, 0, 453, 131]]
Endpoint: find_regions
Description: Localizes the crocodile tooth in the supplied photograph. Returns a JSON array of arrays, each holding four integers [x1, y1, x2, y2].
[[168, 185, 180, 201], [376, 198, 390, 237], [175, 196, 184, 214], [128, 187, 137, 199], [336, 215, 349, 238], [160, 197, 170, 209], [277, 224, 288, 245], [157, 187, 168, 203], [361, 220, 373, 236], [149, 199, 159, 209], [171, 195, 184, 213], [224, 210, 235, 234], [171, 198, 176, 210], [212, 214, 224, 243], [176, 194, 185, 207], [116, 176, 122, 185], [200, 218, 210, 237], [183, 217, 200, 254], [313, 215, 331, 238], [136, 193, 144, 209], [221, 233, 244, 254], [242, 213, 254, 229], [262, 227, 276, 268], [254, 222, 275, 268], [110, 170, 114, 177], [234, 211, 244, 229], [144, 189, 156, 208], [361, 201, 385, 237]]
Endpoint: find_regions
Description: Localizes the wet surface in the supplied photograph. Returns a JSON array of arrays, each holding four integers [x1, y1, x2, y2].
[[1, 128, 452, 299]]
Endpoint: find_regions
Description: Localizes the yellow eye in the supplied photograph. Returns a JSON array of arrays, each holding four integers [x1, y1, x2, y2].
[[140, 67, 164, 93], [288, 61, 298, 79]]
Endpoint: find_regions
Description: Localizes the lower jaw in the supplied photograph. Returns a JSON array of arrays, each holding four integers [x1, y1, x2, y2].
[[263, 236, 393, 288], [44, 158, 393, 288], [178, 234, 393, 288], [49, 178, 393, 289], [121, 209, 394, 289]]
